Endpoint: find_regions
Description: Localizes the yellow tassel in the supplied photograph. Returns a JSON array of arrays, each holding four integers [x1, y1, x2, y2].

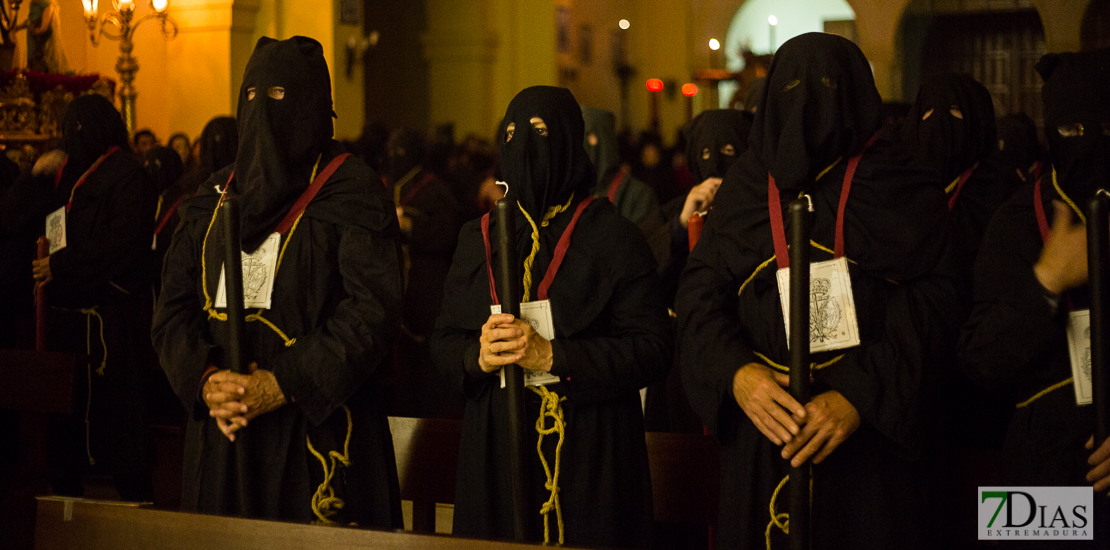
[[307, 405, 354, 525], [765, 474, 790, 550], [530, 385, 567, 545]]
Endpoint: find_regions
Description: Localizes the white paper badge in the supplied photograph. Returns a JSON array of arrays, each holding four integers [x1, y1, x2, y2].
[[1066, 309, 1093, 406], [45, 206, 66, 254], [215, 233, 281, 310], [490, 300, 561, 387], [776, 256, 861, 353]]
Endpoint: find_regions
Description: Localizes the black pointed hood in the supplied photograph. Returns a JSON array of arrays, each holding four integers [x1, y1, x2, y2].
[[582, 106, 619, 187], [499, 86, 595, 221], [749, 33, 881, 192], [60, 93, 129, 182], [684, 109, 752, 183], [234, 36, 335, 252], [1036, 47, 1110, 201], [901, 73, 996, 183]]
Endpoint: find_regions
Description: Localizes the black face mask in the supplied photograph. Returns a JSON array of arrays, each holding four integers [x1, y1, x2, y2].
[[61, 94, 129, 178], [749, 33, 882, 192], [234, 36, 334, 252], [144, 146, 184, 195], [684, 109, 752, 183], [1037, 48, 1110, 202], [198, 116, 238, 179], [902, 73, 996, 183], [499, 86, 595, 220]]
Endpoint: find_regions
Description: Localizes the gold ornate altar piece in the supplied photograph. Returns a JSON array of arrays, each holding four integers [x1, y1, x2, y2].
[[0, 71, 115, 166]]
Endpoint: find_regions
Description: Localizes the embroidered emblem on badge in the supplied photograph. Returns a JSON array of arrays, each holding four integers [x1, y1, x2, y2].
[[243, 256, 269, 303], [809, 278, 842, 343]]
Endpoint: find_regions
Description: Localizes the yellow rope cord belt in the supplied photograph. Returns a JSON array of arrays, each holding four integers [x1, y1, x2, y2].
[[199, 161, 321, 347], [80, 307, 106, 466], [80, 307, 108, 376], [529, 385, 567, 545], [306, 405, 355, 525], [764, 471, 814, 550], [738, 242, 857, 298], [753, 351, 845, 374], [1015, 377, 1073, 409], [1052, 168, 1084, 222], [517, 194, 574, 303], [514, 194, 575, 544]]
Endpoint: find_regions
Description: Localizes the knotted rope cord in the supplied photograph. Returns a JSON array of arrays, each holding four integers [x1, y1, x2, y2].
[[79, 307, 107, 466], [764, 471, 814, 550], [200, 165, 318, 346], [513, 195, 576, 544], [517, 193, 574, 303], [529, 385, 568, 545], [80, 307, 108, 376], [306, 405, 355, 525]]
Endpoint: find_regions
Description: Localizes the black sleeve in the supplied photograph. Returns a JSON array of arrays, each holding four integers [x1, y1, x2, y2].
[[676, 217, 758, 438], [959, 204, 1063, 394], [151, 221, 218, 418], [268, 223, 403, 426], [816, 260, 961, 458], [549, 261, 672, 398]]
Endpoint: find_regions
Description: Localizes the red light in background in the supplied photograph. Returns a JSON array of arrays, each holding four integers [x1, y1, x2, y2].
[[646, 78, 664, 92], [682, 83, 698, 97]]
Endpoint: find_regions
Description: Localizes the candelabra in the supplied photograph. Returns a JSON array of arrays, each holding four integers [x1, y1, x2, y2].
[[82, 0, 178, 134]]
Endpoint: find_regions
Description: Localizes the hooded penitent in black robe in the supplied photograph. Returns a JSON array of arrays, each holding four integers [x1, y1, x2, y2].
[[901, 73, 1011, 286], [582, 106, 659, 226], [959, 48, 1110, 549], [42, 93, 156, 500], [644, 108, 752, 434], [678, 33, 960, 549], [151, 36, 403, 526], [386, 127, 463, 418], [430, 86, 670, 548]]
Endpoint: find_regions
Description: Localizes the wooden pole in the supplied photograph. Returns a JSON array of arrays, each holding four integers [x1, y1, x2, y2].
[[787, 197, 811, 550], [1087, 192, 1109, 446], [220, 198, 247, 376], [495, 198, 530, 542], [35, 236, 48, 352], [219, 196, 253, 516]]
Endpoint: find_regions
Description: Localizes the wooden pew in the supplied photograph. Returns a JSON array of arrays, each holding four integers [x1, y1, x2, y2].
[[32, 497, 577, 550], [388, 416, 461, 533], [388, 417, 720, 537], [1, 349, 79, 550]]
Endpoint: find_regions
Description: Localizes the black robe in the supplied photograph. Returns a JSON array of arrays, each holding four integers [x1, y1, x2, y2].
[[391, 169, 464, 418], [151, 141, 404, 526], [431, 198, 671, 548], [959, 181, 1110, 548], [678, 140, 959, 549], [47, 149, 157, 498]]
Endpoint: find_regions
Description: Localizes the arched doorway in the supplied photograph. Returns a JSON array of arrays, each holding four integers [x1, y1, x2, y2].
[[900, 2, 1046, 127], [721, 0, 856, 108], [1082, 0, 1110, 50]]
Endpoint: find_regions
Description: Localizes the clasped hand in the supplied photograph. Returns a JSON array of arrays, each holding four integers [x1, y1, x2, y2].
[[477, 313, 553, 374], [203, 362, 286, 442], [732, 362, 860, 467]]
